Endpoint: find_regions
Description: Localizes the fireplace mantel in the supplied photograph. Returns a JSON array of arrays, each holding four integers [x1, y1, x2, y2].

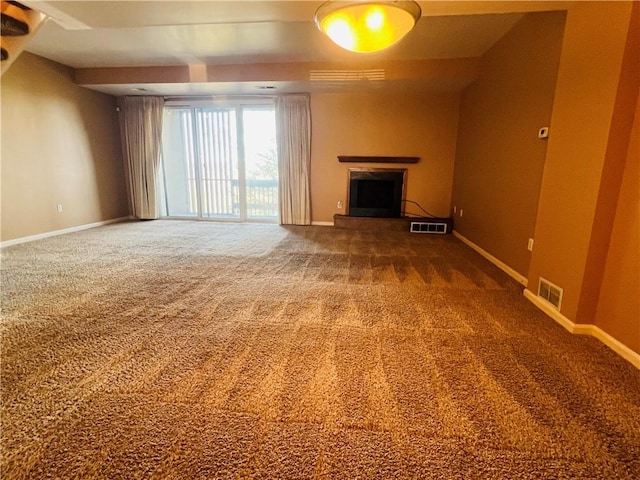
[[338, 156, 419, 164]]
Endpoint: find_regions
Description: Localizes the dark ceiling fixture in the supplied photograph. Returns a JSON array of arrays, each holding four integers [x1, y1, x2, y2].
[[1, 1, 31, 37]]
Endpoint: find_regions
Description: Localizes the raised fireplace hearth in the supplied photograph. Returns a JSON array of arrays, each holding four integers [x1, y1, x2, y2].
[[347, 168, 406, 218]]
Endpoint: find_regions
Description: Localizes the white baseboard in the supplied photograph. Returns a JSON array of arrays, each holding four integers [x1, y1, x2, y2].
[[523, 289, 575, 331], [1, 216, 132, 248], [311, 221, 334, 227], [588, 326, 640, 369], [524, 289, 640, 369], [454, 231, 640, 369], [453, 230, 528, 286]]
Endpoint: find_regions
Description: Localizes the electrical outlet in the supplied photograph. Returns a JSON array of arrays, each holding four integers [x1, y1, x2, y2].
[[57, 204, 63, 213], [528, 238, 534, 251], [337, 200, 343, 209]]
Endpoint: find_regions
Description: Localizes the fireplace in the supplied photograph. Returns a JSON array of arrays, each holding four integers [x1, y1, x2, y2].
[[347, 168, 407, 218]]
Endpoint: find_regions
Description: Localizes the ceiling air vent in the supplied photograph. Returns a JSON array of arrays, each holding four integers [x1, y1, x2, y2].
[[538, 277, 563, 310]]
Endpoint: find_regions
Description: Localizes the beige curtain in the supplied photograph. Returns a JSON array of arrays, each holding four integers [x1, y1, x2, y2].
[[275, 94, 312, 225], [122, 96, 164, 219]]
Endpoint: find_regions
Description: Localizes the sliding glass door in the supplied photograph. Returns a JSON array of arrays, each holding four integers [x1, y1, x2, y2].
[[242, 108, 279, 219], [161, 103, 278, 221]]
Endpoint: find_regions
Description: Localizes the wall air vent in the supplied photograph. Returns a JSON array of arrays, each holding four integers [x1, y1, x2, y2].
[[538, 277, 563, 310], [309, 69, 385, 82], [309, 69, 386, 90]]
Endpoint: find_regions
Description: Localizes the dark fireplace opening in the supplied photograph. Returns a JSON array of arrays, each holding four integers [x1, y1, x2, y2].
[[348, 168, 406, 218]]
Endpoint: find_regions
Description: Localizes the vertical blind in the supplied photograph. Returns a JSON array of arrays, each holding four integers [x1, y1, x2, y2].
[[197, 108, 239, 217]]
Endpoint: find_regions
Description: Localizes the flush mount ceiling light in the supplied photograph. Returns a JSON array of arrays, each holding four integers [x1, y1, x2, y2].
[[314, 0, 421, 53]]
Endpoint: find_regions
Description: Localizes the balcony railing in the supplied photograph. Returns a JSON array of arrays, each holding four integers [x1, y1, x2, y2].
[[190, 178, 278, 219], [242, 179, 279, 218], [174, 178, 278, 219]]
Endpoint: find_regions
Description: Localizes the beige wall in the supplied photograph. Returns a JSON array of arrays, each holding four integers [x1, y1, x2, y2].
[[310, 92, 459, 223], [451, 11, 566, 277], [575, 1, 639, 328], [527, 2, 634, 323], [594, 97, 640, 354], [1, 52, 129, 242]]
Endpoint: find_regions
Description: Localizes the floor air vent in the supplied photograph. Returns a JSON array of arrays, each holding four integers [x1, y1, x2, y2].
[[410, 221, 448, 234], [538, 277, 563, 310]]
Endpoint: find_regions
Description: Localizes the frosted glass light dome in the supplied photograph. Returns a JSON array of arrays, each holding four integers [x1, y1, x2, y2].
[[315, 1, 421, 53]]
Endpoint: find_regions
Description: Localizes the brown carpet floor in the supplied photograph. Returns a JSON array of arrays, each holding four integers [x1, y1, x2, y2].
[[1, 220, 639, 479]]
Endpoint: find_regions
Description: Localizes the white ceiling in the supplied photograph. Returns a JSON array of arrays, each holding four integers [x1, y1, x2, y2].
[[20, 1, 569, 95]]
